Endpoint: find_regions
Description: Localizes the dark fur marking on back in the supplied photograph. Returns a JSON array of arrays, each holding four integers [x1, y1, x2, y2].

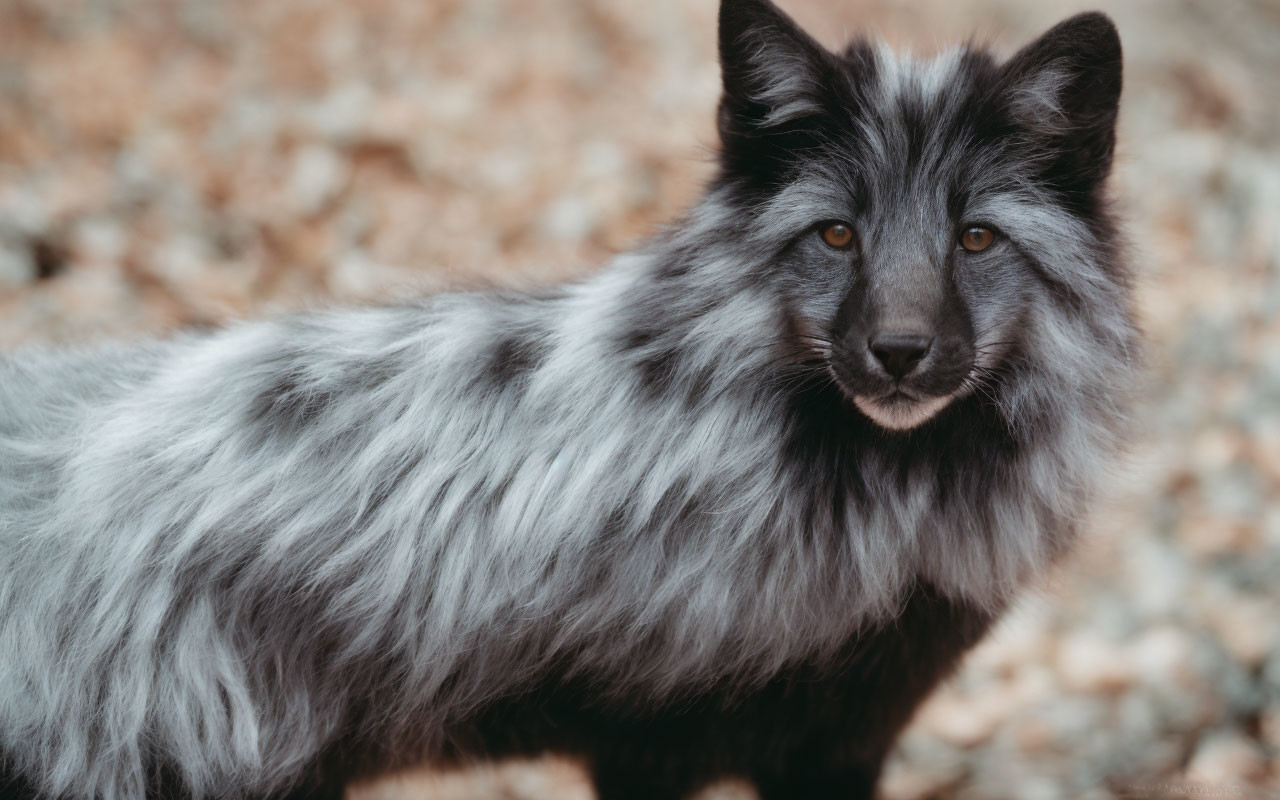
[[482, 333, 546, 391], [249, 370, 334, 434]]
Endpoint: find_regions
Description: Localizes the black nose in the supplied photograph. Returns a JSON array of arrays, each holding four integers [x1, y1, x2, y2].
[[869, 334, 933, 379]]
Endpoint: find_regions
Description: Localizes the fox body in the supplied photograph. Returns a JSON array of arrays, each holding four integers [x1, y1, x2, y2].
[[0, 2, 1135, 798]]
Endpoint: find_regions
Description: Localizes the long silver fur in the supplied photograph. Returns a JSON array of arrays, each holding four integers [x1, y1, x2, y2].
[[0, 12, 1137, 800]]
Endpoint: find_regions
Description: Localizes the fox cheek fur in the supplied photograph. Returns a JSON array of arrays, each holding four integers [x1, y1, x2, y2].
[[0, 1, 1136, 799]]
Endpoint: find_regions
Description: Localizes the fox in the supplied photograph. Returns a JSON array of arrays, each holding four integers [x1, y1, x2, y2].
[[0, 1, 1136, 798]]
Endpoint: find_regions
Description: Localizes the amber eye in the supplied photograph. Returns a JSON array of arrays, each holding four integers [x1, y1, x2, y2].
[[820, 223, 855, 249], [959, 226, 995, 252]]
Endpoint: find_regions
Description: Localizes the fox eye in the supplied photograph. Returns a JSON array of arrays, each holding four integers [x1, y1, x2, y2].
[[819, 222, 856, 250], [959, 226, 996, 252]]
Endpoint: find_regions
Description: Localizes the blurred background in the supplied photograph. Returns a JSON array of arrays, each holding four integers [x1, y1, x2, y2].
[[1, 0, 1277, 797]]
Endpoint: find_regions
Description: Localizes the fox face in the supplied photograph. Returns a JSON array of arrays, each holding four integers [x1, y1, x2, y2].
[[712, 1, 1122, 430]]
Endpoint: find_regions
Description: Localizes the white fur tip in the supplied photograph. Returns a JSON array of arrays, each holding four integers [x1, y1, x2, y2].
[[853, 394, 955, 431]]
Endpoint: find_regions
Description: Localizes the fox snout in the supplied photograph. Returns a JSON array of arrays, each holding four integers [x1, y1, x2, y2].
[[830, 289, 978, 430], [867, 333, 933, 379]]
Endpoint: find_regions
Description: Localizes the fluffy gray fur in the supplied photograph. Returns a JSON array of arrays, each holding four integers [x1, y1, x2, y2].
[[0, 4, 1137, 798]]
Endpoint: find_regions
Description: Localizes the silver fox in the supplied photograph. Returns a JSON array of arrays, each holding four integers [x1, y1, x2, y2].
[[0, 2, 1137, 798]]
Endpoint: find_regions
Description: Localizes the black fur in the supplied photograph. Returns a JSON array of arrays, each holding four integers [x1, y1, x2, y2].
[[329, 584, 994, 800]]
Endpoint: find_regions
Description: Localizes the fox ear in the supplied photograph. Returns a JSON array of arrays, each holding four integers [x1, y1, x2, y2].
[[998, 12, 1123, 185], [717, 0, 836, 144]]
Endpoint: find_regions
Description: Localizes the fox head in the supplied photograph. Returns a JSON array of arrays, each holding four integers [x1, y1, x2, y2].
[[711, 0, 1124, 431]]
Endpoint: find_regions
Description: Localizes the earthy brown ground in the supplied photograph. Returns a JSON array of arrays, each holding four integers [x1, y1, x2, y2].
[[2, 0, 1277, 798]]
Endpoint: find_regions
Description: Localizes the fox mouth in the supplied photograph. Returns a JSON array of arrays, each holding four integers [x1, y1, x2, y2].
[[826, 361, 958, 431], [879, 389, 921, 404], [822, 345, 973, 431]]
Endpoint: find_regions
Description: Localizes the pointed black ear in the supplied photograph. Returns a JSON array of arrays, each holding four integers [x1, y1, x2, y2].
[[999, 12, 1123, 185], [717, 0, 837, 146]]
